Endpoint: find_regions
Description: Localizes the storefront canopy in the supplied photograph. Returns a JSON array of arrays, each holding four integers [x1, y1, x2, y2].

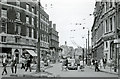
[[26, 50, 37, 56]]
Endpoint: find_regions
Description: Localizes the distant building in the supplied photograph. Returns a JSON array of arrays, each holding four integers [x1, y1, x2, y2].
[[60, 42, 74, 58], [74, 47, 83, 59]]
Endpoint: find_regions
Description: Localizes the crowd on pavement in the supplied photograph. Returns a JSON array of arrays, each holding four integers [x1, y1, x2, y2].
[[90, 56, 118, 74], [1, 54, 34, 76], [1, 54, 118, 76]]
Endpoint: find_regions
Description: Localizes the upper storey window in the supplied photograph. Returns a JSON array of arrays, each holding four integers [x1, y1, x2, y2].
[[32, 7, 34, 13], [1, 8, 7, 18], [26, 4, 30, 11], [16, 0, 20, 6], [1, 0, 7, 3]]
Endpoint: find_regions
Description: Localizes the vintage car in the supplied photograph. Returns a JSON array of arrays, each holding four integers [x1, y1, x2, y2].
[[67, 59, 77, 70]]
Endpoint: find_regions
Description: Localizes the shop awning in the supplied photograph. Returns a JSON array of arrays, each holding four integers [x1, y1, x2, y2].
[[26, 50, 37, 56]]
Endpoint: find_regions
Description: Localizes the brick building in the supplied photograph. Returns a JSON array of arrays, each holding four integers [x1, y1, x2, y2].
[[49, 21, 59, 63], [0, 0, 49, 62]]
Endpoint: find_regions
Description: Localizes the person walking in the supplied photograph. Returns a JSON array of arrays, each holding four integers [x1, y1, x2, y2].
[[2, 55, 8, 75], [109, 58, 113, 71], [76, 58, 80, 71], [94, 60, 100, 72], [11, 56, 18, 74], [25, 58, 32, 72], [65, 58, 68, 71], [61, 59, 65, 71], [102, 57, 107, 69]]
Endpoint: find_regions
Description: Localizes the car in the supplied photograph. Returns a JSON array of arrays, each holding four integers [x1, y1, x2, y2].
[[67, 59, 77, 70], [68, 63, 77, 70]]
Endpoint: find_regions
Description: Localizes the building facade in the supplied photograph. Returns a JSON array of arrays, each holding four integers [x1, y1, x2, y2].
[[49, 21, 59, 63], [60, 42, 75, 58], [0, 0, 49, 62], [91, 0, 120, 67]]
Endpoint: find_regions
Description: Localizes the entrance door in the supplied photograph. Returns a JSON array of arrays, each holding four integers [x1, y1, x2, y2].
[[14, 49, 19, 63]]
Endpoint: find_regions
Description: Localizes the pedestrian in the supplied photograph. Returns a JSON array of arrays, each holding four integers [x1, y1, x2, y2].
[[80, 60, 84, 71], [2, 55, 8, 75], [65, 58, 68, 71], [99, 59, 103, 69], [11, 56, 18, 74], [61, 58, 66, 71], [109, 58, 113, 71], [75, 58, 80, 71], [94, 60, 100, 72], [92, 58, 95, 66], [25, 58, 32, 72], [20, 56, 25, 69], [21, 62, 25, 69], [102, 57, 107, 69]]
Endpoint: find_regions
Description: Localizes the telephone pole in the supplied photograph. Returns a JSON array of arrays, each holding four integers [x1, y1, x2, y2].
[[86, 39, 87, 65], [114, 2, 119, 72], [36, 0, 41, 72]]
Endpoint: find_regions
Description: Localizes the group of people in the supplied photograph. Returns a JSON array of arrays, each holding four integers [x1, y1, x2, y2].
[[20, 57, 32, 72], [91, 57, 107, 72], [1, 55, 33, 75], [1, 55, 18, 75]]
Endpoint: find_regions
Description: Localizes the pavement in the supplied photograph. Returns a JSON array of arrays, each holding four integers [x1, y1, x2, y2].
[[45, 63, 118, 77], [0, 63, 118, 78], [0, 63, 54, 79], [88, 65, 118, 75]]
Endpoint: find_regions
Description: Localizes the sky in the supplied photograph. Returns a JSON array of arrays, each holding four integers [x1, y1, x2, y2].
[[41, 0, 96, 48]]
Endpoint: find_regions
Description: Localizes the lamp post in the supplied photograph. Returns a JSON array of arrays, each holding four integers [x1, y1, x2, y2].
[[36, 0, 41, 72]]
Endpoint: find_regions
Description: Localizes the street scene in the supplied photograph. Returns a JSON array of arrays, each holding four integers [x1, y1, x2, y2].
[[0, 0, 120, 78]]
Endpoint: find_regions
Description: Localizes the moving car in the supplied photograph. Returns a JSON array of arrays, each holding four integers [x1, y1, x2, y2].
[[67, 59, 77, 70]]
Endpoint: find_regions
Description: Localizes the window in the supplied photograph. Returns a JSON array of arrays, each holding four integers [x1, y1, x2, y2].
[[1, 36, 6, 42], [32, 29, 34, 38], [1, 20, 6, 33], [26, 27, 29, 37], [110, 17, 112, 31], [26, 16, 29, 24], [37, 10, 39, 17], [106, 42, 108, 48], [15, 24, 21, 35], [16, 12, 20, 21], [32, 18, 34, 25], [32, 7, 34, 13], [1, 0, 7, 3], [15, 38, 19, 43], [1, 9, 7, 18], [16, 0, 20, 6], [109, 0, 112, 8], [26, 4, 29, 11], [26, 39, 29, 45], [105, 20, 109, 33], [37, 20, 39, 27]]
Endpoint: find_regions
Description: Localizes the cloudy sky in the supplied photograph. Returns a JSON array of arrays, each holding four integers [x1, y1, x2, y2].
[[41, 0, 96, 48]]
